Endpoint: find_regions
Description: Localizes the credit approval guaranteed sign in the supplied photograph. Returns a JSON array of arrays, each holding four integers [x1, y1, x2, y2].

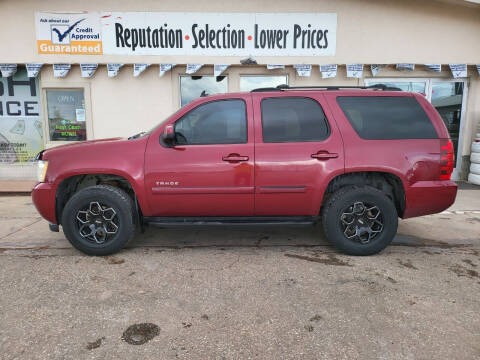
[[35, 12, 337, 57]]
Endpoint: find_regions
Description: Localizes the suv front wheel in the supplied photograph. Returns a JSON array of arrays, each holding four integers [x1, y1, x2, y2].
[[61, 185, 136, 256], [322, 186, 398, 256]]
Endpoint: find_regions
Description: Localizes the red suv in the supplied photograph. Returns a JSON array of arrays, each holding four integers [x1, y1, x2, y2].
[[32, 85, 457, 256]]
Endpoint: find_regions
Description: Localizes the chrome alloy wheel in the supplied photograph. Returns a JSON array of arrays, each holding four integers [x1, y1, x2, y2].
[[340, 202, 384, 244], [76, 202, 119, 244]]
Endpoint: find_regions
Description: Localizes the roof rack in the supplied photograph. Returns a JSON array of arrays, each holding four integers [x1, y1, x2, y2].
[[251, 84, 402, 92]]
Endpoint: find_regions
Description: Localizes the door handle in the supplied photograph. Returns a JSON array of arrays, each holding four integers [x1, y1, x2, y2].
[[311, 151, 339, 160], [222, 154, 249, 162]]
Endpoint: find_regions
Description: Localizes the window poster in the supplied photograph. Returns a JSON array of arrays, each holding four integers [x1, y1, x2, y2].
[[0, 68, 43, 163]]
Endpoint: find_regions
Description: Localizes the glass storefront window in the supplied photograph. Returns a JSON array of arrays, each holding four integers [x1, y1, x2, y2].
[[180, 76, 227, 107], [365, 80, 426, 93], [431, 82, 464, 159], [46, 89, 86, 141], [239, 75, 288, 92]]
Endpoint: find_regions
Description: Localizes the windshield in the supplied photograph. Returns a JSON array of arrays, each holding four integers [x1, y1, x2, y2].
[[128, 107, 184, 139]]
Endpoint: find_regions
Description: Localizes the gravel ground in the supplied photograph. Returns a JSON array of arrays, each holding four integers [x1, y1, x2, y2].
[[0, 195, 479, 359]]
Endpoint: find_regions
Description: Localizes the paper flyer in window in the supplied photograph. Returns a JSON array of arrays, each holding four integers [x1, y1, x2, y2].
[[26, 64, 43, 78], [267, 65, 285, 70], [396, 64, 414, 71], [159, 64, 176, 77], [449, 64, 467, 78], [370, 64, 381, 76], [346, 64, 363, 78], [0, 64, 17, 77], [214, 65, 229, 76], [107, 64, 123, 77], [76, 108, 86, 122], [293, 65, 311, 77], [424, 64, 441, 72], [53, 64, 71, 77], [133, 64, 151, 77], [80, 64, 98, 78], [320, 64, 337, 78], [186, 64, 203, 74]]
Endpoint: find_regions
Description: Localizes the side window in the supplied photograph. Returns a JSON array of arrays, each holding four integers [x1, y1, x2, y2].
[[261, 97, 329, 143], [174, 99, 247, 145], [337, 96, 438, 140]]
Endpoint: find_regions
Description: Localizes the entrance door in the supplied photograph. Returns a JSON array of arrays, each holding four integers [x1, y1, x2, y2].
[[252, 93, 344, 216], [144, 96, 255, 216], [431, 81, 467, 179]]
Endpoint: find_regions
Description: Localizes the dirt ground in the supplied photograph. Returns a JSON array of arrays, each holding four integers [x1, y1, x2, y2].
[[0, 189, 479, 359]]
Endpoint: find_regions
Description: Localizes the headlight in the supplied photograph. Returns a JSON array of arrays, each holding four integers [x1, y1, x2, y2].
[[36, 160, 49, 182]]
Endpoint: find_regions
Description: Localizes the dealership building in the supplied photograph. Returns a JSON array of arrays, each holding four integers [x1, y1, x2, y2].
[[0, 0, 480, 191]]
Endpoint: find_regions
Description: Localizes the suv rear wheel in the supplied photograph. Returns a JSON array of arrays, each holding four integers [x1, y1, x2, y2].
[[61, 185, 136, 256], [322, 186, 398, 256]]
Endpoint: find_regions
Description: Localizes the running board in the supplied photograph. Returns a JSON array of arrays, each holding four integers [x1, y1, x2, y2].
[[144, 216, 317, 227]]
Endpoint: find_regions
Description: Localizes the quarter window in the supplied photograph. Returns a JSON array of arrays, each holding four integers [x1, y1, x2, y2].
[[174, 99, 247, 145], [337, 96, 438, 140], [261, 97, 329, 143]]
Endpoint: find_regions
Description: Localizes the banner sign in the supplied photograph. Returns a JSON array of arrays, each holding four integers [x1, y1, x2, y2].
[[396, 63, 414, 71], [80, 63, 98, 77], [449, 64, 467, 78], [186, 64, 203, 74], [320, 64, 337, 78], [133, 64, 150, 77], [107, 63, 123, 77], [53, 64, 71, 77], [294, 65, 311, 77], [35, 12, 102, 55], [214, 64, 229, 76], [100, 12, 337, 56], [0, 64, 18, 78], [346, 64, 363, 78], [26, 64, 43, 78], [477, 65, 480, 75], [0, 68, 43, 163], [159, 64, 175, 77], [267, 65, 285, 70], [425, 64, 441, 72], [370, 64, 381, 76]]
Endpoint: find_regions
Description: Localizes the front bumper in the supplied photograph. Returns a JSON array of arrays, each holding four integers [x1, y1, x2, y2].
[[403, 180, 457, 218], [31, 182, 57, 224]]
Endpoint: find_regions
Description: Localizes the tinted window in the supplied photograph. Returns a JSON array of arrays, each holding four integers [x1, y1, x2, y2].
[[261, 97, 329, 143], [174, 99, 247, 145], [337, 96, 438, 140]]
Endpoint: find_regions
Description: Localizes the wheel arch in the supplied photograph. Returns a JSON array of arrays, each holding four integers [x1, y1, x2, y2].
[[55, 173, 145, 225], [321, 170, 406, 218]]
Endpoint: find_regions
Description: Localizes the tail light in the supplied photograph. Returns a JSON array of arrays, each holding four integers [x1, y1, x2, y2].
[[439, 139, 454, 180]]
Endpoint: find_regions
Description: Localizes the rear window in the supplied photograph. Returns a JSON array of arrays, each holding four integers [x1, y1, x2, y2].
[[337, 96, 438, 140]]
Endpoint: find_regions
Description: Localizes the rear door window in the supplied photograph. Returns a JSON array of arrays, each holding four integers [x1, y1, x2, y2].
[[337, 96, 438, 139], [261, 97, 329, 143]]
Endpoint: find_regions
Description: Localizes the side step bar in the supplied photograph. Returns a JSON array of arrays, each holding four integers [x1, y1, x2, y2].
[[144, 216, 317, 227]]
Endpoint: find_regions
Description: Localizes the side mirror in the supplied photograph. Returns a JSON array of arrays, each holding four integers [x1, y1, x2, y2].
[[161, 124, 175, 146]]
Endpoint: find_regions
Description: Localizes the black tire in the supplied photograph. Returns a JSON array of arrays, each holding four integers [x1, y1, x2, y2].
[[322, 186, 398, 256], [61, 185, 136, 256]]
